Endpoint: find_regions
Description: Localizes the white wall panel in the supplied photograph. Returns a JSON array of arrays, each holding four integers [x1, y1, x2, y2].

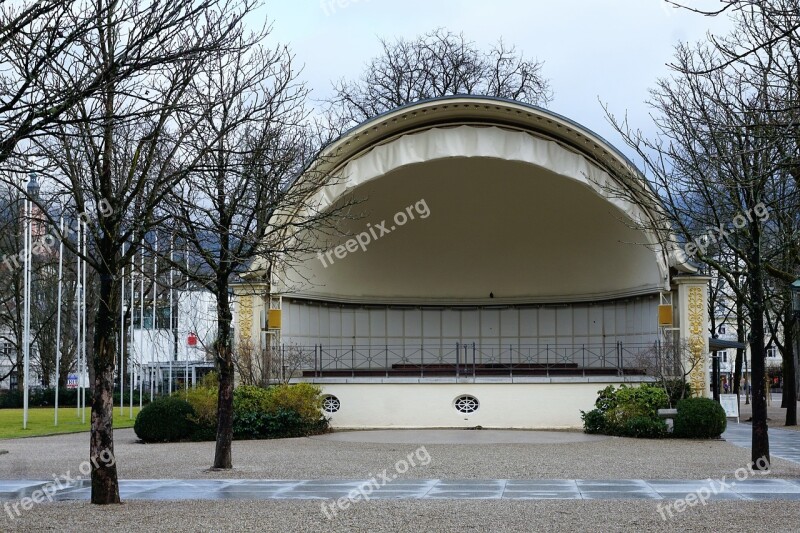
[[282, 296, 660, 352]]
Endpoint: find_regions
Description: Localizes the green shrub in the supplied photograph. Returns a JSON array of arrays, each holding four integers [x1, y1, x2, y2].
[[264, 383, 324, 420], [621, 416, 668, 439], [234, 385, 271, 414], [614, 384, 669, 418], [582, 384, 669, 439], [232, 383, 328, 440], [134, 397, 196, 443], [180, 373, 218, 440], [233, 408, 329, 440], [594, 385, 617, 413], [580, 409, 607, 434], [673, 398, 727, 439]]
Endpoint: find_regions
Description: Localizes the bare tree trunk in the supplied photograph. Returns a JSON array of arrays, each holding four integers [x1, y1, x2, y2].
[[90, 266, 120, 504], [749, 255, 770, 468], [784, 307, 797, 426], [734, 292, 744, 397], [213, 283, 234, 469]]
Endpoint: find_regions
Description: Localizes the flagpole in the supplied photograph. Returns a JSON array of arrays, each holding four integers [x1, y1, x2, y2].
[[185, 243, 189, 394], [54, 217, 64, 425], [75, 219, 82, 418], [152, 238, 157, 401], [130, 247, 134, 419], [120, 242, 125, 415], [22, 186, 31, 429], [139, 240, 144, 410], [169, 236, 173, 396], [81, 223, 86, 424]]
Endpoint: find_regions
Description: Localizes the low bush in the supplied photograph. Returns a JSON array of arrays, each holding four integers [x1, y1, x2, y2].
[[233, 383, 328, 440], [622, 416, 668, 439], [580, 408, 607, 434], [582, 384, 669, 439], [673, 398, 727, 439], [180, 376, 329, 441], [264, 383, 324, 420], [134, 397, 196, 443], [181, 373, 219, 440]]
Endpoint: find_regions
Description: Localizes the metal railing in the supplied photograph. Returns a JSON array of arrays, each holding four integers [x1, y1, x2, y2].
[[298, 342, 660, 378]]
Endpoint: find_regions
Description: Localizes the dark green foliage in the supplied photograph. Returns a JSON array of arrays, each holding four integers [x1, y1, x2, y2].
[[233, 408, 329, 440], [580, 408, 607, 434], [182, 381, 330, 441], [134, 397, 196, 443], [673, 398, 727, 439], [582, 384, 670, 439], [623, 416, 668, 439]]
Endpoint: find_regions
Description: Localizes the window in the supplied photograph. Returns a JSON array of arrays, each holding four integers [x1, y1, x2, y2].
[[767, 346, 778, 358], [719, 351, 728, 363], [718, 324, 726, 335], [322, 395, 340, 413], [454, 395, 479, 414]]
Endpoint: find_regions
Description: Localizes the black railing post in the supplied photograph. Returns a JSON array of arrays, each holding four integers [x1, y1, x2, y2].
[[421, 344, 424, 378], [546, 344, 549, 378], [617, 342, 623, 376], [472, 342, 476, 379], [456, 342, 460, 378], [582, 344, 585, 378], [385, 345, 389, 378], [351, 345, 355, 378]]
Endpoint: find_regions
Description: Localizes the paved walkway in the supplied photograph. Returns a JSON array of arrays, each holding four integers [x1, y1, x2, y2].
[[0, 425, 796, 504], [723, 423, 800, 463], [1, 478, 800, 502]]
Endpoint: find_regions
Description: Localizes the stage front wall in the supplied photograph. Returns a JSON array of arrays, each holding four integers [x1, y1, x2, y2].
[[280, 296, 659, 356]]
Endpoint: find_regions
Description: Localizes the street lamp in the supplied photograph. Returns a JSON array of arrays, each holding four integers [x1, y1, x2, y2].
[[791, 280, 800, 317]]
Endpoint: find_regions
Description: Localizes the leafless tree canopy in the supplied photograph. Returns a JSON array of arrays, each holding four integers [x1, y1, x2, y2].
[[604, 0, 799, 466], [327, 28, 552, 130]]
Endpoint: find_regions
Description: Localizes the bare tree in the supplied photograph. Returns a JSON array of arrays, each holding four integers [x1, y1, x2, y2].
[[326, 28, 552, 131], [634, 336, 701, 407], [601, 11, 800, 466], [1, 0, 262, 505], [166, 29, 342, 469]]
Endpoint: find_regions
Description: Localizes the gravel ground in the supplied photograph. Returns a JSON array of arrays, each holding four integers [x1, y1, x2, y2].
[[1, 499, 798, 532], [1, 428, 799, 480], [2, 428, 799, 532]]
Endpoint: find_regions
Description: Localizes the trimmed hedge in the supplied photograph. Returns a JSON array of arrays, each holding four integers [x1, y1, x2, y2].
[[134, 397, 196, 443], [673, 398, 727, 439]]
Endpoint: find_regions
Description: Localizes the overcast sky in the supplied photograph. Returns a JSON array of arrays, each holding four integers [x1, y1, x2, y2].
[[257, 0, 733, 163]]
